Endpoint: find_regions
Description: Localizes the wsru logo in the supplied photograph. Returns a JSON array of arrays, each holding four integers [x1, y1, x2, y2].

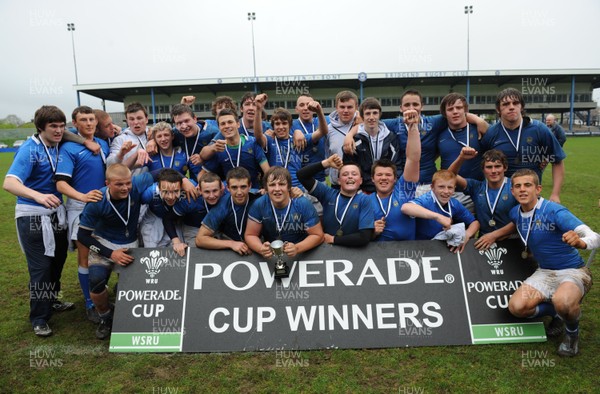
[[140, 250, 167, 284], [479, 245, 507, 275]]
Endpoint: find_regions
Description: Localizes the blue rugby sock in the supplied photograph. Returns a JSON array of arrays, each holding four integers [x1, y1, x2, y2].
[[78, 267, 94, 310], [529, 302, 557, 318], [565, 322, 579, 335], [565, 321, 579, 335]]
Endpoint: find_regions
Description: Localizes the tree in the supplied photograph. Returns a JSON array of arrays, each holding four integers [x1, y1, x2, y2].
[[0, 115, 24, 126]]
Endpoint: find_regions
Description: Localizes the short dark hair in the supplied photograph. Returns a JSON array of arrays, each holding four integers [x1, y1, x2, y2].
[[217, 108, 239, 122], [340, 160, 362, 176], [511, 168, 539, 187], [226, 167, 251, 184], [371, 158, 398, 178], [125, 102, 148, 117], [270, 108, 292, 130], [157, 168, 184, 184], [359, 97, 382, 119], [240, 92, 256, 109], [440, 93, 468, 118], [211, 96, 237, 117], [199, 172, 222, 188], [296, 94, 314, 103], [496, 88, 526, 114], [401, 90, 423, 105], [481, 149, 508, 169], [335, 90, 358, 107], [71, 105, 94, 120], [171, 104, 195, 120], [34, 105, 66, 132], [264, 166, 291, 190]]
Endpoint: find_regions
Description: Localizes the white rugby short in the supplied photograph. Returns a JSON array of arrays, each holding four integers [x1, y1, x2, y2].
[[88, 236, 138, 268], [524, 267, 593, 300]]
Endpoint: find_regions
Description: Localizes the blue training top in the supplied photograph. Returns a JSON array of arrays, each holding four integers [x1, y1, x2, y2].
[[464, 178, 517, 235], [79, 173, 154, 244], [56, 137, 109, 193], [203, 135, 267, 190], [384, 114, 447, 184], [370, 176, 418, 241], [7, 135, 62, 207], [291, 118, 326, 182], [248, 194, 320, 243], [480, 118, 565, 181], [438, 123, 483, 181], [409, 191, 476, 240], [309, 182, 374, 237], [202, 195, 256, 241], [510, 198, 584, 270]]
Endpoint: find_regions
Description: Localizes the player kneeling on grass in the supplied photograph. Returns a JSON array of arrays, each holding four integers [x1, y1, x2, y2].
[[507, 169, 599, 357], [77, 164, 153, 339], [77, 164, 194, 339]]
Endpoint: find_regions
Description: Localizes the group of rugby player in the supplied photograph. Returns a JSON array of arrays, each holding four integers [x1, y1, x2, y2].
[[4, 87, 598, 357]]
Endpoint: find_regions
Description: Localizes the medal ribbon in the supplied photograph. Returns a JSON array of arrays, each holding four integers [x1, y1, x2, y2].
[[270, 199, 292, 238], [240, 120, 250, 137], [500, 119, 524, 153], [431, 191, 452, 217], [41, 141, 59, 174], [516, 198, 542, 250], [275, 137, 292, 168], [485, 177, 508, 218], [376, 194, 393, 218], [298, 119, 315, 135], [368, 129, 382, 161], [447, 123, 470, 148], [334, 193, 356, 228], [106, 190, 131, 234], [231, 196, 249, 239], [225, 136, 244, 168], [159, 150, 175, 169], [184, 132, 201, 161]]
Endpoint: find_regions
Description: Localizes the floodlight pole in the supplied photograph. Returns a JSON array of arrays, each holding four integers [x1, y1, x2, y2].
[[248, 12, 258, 93], [464, 5, 473, 104], [67, 23, 81, 106]]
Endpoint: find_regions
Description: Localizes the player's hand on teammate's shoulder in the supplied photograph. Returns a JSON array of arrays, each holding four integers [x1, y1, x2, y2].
[[83, 139, 101, 155]]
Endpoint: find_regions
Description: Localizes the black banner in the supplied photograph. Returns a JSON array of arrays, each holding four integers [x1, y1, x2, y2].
[[109, 240, 545, 352]]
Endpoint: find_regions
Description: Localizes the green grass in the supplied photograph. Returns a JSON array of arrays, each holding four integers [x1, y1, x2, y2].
[[1, 138, 599, 393]]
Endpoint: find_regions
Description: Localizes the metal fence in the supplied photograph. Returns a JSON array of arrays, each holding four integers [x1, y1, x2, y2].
[[0, 128, 36, 140]]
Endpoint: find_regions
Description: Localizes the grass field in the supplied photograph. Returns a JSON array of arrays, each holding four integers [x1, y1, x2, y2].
[[0, 138, 599, 393]]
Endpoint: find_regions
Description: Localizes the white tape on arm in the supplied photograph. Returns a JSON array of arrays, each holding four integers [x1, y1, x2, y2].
[[575, 224, 600, 250]]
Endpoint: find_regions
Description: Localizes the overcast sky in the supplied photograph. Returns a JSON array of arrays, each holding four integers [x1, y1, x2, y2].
[[1, 0, 599, 121]]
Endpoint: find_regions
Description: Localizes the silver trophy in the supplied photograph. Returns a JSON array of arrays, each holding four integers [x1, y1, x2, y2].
[[270, 240, 289, 279]]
